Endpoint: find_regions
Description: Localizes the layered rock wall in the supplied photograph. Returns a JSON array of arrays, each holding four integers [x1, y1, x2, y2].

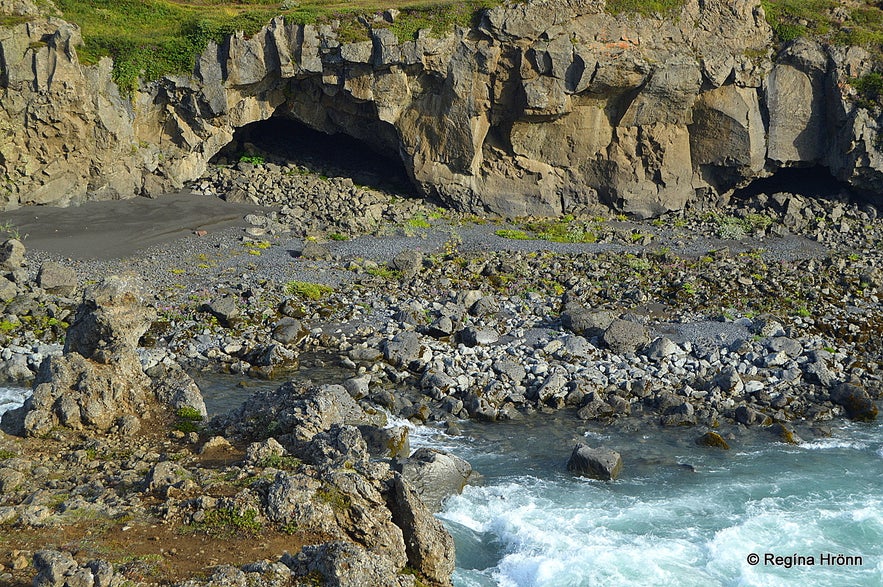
[[1, 0, 882, 217]]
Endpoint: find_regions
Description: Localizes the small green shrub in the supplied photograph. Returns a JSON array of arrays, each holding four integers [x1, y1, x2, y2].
[[494, 229, 532, 240], [174, 405, 203, 433], [853, 72, 883, 110], [0, 449, 16, 460], [186, 507, 263, 537], [239, 154, 265, 166], [285, 280, 333, 300]]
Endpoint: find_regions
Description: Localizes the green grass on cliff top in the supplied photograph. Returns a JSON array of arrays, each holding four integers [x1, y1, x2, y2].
[[49, 0, 497, 93], [761, 0, 883, 48], [13, 1, 883, 94]]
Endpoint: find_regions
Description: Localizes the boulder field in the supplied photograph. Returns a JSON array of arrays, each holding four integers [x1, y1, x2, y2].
[[2, 0, 883, 217]]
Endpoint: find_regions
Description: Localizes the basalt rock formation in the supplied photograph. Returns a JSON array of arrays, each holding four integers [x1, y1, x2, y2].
[[1, 0, 882, 217]]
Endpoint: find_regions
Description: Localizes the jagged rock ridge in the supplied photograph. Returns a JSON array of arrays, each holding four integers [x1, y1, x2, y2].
[[1, 0, 882, 217]]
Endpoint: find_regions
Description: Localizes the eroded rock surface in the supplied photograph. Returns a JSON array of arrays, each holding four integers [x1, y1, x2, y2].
[[2, 1, 882, 217]]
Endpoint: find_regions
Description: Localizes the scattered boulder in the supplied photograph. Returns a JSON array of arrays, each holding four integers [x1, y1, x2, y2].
[[0, 239, 25, 272], [36, 261, 78, 296], [830, 383, 878, 422], [392, 448, 472, 512], [695, 431, 730, 450], [201, 296, 239, 327], [360, 425, 410, 459], [271, 317, 306, 345], [602, 319, 649, 354], [560, 304, 616, 338], [567, 444, 623, 480], [385, 474, 456, 586], [382, 331, 422, 368], [391, 250, 423, 278]]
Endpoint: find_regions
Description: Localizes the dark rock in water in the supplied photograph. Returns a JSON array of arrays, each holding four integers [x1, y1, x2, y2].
[[390, 249, 423, 278], [360, 424, 410, 458], [36, 261, 78, 296], [734, 405, 771, 426], [201, 296, 239, 327], [830, 383, 878, 422], [393, 448, 473, 512], [766, 423, 801, 444], [384, 473, 456, 585], [602, 319, 649, 354], [695, 431, 730, 450], [567, 444, 623, 480]]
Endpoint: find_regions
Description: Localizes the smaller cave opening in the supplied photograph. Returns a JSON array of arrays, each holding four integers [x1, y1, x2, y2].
[[731, 165, 851, 203], [211, 116, 414, 194]]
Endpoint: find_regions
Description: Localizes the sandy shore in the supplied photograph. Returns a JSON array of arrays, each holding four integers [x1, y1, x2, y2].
[[0, 193, 266, 260]]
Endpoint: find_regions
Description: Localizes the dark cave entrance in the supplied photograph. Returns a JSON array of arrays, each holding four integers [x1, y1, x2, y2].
[[731, 165, 852, 202], [210, 116, 414, 194]]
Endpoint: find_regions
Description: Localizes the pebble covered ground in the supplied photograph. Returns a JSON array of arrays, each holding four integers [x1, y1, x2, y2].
[[0, 150, 881, 585]]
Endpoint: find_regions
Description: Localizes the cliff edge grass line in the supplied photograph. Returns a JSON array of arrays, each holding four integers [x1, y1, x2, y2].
[[47, 0, 501, 93], [15, 1, 883, 97]]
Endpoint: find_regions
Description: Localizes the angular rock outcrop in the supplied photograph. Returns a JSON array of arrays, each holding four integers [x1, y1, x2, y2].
[[2, 1, 883, 217], [567, 443, 623, 480], [0, 275, 206, 436]]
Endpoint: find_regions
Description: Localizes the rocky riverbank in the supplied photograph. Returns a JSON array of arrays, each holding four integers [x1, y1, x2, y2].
[[0, 174, 881, 583]]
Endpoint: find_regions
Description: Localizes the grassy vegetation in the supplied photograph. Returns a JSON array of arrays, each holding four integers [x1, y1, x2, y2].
[[47, 0, 501, 93], [853, 72, 883, 110], [285, 280, 333, 300], [184, 507, 263, 537], [173, 405, 204, 433], [604, 0, 686, 17], [761, 1, 883, 49]]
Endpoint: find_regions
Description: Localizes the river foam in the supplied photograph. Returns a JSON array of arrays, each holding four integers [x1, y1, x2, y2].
[[0, 385, 29, 417], [438, 417, 883, 587]]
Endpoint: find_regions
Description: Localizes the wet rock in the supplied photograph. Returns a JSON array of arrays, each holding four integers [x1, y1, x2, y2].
[[830, 383, 878, 422], [767, 423, 801, 444], [271, 317, 306, 345], [567, 444, 623, 480], [695, 431, 730, 450], [360, 425, 410, 459], [734, 405, 770, 426], [392, 448, 472, 512]]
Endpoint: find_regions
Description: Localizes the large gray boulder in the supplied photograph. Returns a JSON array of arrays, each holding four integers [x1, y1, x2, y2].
[[0, 239, 25, 272], [36, 261, 78, 296], [392, 448, 473, 512], [567, 444, 623, 481]]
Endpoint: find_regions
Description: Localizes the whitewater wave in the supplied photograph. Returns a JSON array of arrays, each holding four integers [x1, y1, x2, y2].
[[0, 385, 29, 417]]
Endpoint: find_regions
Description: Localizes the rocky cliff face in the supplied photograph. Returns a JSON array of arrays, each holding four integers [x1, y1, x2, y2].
[[1, 0, 882, 217]]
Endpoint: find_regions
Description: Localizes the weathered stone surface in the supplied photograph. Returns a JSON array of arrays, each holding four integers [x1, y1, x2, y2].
[[287, 541, 413, 587], [696, 431, 730, 450], [392, 448, 472, 512], [36, 261, 78, 296], [385, 474, 456, 586], [0, 239, 25, 272], [3, 1, 882, 217], [567, 444, 623, 480], [602, 319, 649, 354]]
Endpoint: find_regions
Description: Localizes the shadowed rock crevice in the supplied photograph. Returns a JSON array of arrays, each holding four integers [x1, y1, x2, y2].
[[210, 115, 413, 193]]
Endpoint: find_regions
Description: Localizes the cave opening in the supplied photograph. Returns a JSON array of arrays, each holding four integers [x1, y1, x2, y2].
[[210, 116, 414, 194], [731, 165, 852, 202]]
